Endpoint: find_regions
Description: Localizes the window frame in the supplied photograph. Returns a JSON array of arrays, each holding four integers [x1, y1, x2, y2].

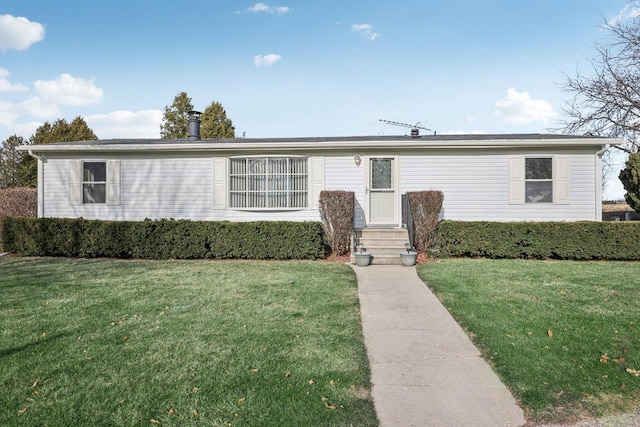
[[82, 161, 107, 204], [524, 157, 553, 204], [228, 156, 309, 210]]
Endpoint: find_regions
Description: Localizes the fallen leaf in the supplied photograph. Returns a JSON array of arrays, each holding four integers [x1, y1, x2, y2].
[[25, 398, 34, 403], [32, 390, 39, 396], [192, 409, 199, 416], [238, 397, 245, 403], [18, 408, 27, 414], [547, 329, 553, 338], [600, 354, 610, 363], [285, 371, 291, 377], [168, 408, 176, 416], [250, 368, 258, 373], [31, 379, 39, 388], [308, 380, 314, 385], [330, 380, 335, 386], [150, 419, 160, 424], [625, 368, 640, 377], [41, 332, 46, 337], [324, 401, 336, 410]]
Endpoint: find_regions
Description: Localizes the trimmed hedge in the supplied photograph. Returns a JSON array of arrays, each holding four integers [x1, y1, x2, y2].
[[2, 217, 325, 260], [429, 221, 640, 260]]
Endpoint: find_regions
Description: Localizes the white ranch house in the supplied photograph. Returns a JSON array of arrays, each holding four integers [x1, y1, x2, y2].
[[20, 131, 614, 228]]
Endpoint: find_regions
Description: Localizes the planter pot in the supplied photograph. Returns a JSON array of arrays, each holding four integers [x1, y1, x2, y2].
[[399, 251, 418, 267], [354, 252, 372, 267]]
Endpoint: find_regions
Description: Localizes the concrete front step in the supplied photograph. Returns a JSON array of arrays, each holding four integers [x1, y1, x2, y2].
[[351, 227, 411, 265]]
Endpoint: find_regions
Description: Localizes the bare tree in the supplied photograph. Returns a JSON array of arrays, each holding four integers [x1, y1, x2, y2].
[[562, 3, 640, 154]]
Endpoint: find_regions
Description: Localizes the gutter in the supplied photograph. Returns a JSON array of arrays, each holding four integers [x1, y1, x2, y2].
[[27, 149, 45, 162], [27, 150, 45, 218], [595, 143, 611, 221]]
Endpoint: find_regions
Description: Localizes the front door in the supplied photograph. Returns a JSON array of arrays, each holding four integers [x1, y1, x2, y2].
[[368, 157, 396, 225]]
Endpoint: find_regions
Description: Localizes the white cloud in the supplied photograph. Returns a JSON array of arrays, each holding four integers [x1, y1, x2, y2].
[[11, 121, 42, 138], [494, 88, 556, 125], [254, 53, 282, 67], [247, 3, 291, 15], [33, 73, 103, 106], [0, 101, 19, 126], [0, 14, 45, 51], [85, 110, 163, 139], [609, 5, 640, 26], [352, 23, 378, 41], [20, 96, 61, 118], [0, 67, 27, 92]]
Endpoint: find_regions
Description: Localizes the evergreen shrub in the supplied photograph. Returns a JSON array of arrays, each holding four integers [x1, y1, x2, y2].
[[429, 221, 640, 260], [2, 217, 325, 260]]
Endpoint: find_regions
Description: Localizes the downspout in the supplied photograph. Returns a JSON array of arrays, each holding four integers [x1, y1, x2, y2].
[[595, 144, 610, 222], [27, 150, 45, 218]]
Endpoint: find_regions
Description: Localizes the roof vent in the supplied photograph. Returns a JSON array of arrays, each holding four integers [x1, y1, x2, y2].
[[188, 110, 202, 141]]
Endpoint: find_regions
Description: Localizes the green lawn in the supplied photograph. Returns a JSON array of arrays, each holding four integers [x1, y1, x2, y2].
[[0, 257, 377, 427], [418, 259, 640, 423]]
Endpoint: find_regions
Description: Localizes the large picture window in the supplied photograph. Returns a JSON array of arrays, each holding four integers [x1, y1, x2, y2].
[[83, 161, 107, 203], [525, 158, 552, 203], [229, 157, 308, 209]]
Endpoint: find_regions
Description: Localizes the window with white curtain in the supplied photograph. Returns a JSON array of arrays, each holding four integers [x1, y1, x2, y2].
[[229, 157, 308, 209]]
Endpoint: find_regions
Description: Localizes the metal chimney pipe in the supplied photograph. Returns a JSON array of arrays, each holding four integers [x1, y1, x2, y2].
[[188, 110, 202, 140]]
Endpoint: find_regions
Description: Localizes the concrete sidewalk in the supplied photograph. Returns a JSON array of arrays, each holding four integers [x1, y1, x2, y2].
[[353, 264, 526, 427]]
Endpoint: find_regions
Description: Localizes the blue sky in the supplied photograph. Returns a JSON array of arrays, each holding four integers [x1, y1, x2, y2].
[[0, 0, 636, 198]]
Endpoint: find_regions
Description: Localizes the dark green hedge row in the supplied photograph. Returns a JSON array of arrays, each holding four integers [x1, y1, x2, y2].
[[429, 221, 640, 260], [1, 217, 325, 260]]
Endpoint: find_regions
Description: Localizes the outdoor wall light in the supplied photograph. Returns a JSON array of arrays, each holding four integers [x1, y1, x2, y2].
[[354, 153, 362, 166]]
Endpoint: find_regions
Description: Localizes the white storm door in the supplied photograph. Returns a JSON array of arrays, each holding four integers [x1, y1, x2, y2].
[[368, 158, 396, 224]]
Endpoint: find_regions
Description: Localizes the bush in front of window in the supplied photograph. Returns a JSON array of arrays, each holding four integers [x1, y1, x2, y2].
[[318, 191, 354, 256], [1, 218, 325, 260], [429, 221, 640, 260]]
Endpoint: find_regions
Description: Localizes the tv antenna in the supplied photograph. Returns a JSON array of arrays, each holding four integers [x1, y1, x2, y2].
[[379, 119, 433, 137]]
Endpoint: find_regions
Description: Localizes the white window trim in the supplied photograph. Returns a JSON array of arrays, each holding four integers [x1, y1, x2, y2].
[[227, 155, 309, 211]]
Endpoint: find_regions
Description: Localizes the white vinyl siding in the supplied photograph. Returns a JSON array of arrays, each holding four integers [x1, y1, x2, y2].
[[401, 153, 597, 221], [45, 157, 319, 222], [325, 156, 366, 228], [229, 157, 307, 209]]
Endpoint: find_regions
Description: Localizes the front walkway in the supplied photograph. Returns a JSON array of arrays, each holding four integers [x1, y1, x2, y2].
[[353, 264, 526, 427]]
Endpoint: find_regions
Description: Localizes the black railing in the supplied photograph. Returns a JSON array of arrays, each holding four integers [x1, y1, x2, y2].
[[401, 193, 415, 251]]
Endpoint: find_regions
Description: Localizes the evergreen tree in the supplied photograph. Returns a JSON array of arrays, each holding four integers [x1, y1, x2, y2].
[[620, 153, 640, 212], [160, 92, 194, 139], [201, 101, 235, 138], [0, 135, 27, 188], [21, 117, 97, 187]]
